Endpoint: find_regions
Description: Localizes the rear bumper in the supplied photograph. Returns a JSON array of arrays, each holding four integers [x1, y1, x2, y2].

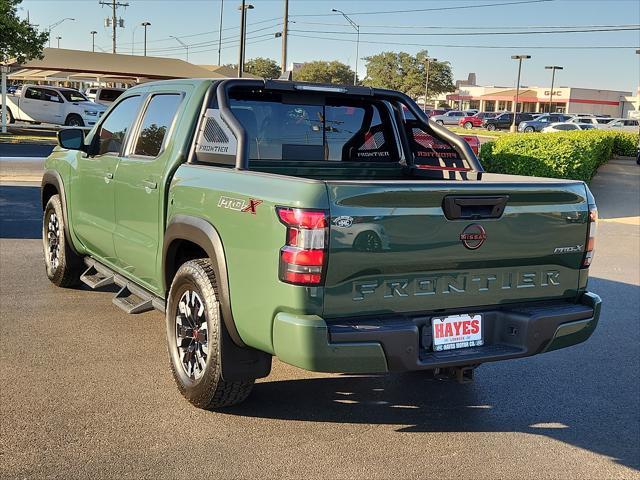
[[272, 292, 601, 373]]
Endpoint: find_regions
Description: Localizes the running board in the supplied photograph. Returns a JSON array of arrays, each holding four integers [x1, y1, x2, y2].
[[82, 258, 165, 314], [113, 285, 154, 314]]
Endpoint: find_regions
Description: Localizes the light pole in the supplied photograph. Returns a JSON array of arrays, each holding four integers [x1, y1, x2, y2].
[[332, 8, 359, 85], [237, 1, 254, 78], [217, 0, 224, 65], [281, 0, 289, 74], [170, 35, 189, 62], [510, 54, 531, 132], [423, 56, 437, 112], [56, 36, 62, 48], [545, 65, 563, 113], [141, 22, 151, 57], [47, 18, 75, 47], [90, 31, 98, 52]]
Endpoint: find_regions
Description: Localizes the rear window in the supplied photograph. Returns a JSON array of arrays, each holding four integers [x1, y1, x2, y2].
[[228, 91, 397, 164], [98, 89, 124, 102]]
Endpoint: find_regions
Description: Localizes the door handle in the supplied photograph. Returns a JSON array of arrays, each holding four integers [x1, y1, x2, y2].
[[142, 180, 157, 190]]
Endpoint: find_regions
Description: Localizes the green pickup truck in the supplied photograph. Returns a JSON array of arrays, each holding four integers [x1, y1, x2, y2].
[[42, 78, 601, 409]]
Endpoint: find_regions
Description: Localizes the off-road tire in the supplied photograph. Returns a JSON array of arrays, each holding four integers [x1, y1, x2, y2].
[[65, 114, 84, 127], [43, 194, 83, 287], [166, 258, 254, 409]]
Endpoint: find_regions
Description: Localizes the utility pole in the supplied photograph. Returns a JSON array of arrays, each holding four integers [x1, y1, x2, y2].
[[281, 0, 289, 74], [217, 0, 224, 65], [332, 8, 359, 85], [423, 56, 437, 112], [545, 65, 563, 113], [99, 0, 129, 54], [90, 31, 97, 52], [237, 1, 254, 78], [141, 22, 151, 56], [510, 54, 531, 132]]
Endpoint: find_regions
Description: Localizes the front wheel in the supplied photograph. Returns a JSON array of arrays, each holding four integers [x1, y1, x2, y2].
[[65, 114, 84, 127], [524, 126, 534, 133], [166, 258, 254, 410], [43, 194, 83, 287], [464, 121, 473, 129], [486, 124, 496, 131], [436, 120, 444, 126]]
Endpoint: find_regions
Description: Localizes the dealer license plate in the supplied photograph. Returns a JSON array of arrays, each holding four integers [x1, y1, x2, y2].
[[432, 314, 483, 351]]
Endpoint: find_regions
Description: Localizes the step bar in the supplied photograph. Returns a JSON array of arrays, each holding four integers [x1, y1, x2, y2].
[[80, 258, 165, 314]]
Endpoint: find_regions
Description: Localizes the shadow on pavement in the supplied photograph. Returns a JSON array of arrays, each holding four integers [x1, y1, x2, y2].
[[0, 185, 41, 239], [226, 276, 640, 472]]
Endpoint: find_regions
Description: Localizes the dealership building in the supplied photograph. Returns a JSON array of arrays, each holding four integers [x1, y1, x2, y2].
[[441, 84, 636, 117]]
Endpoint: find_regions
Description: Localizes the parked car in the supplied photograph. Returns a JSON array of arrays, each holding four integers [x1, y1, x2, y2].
[[426, 109, 449, 117], [568, 116, 613, 129], [603, 118, 640, 132], [1, 84, 106, 126], [542, 122, 596, 133], [43, 78, 601, 409], [459, 112, 498, 129], [84, 87, 126, 106], [483, 112, 535, 131], [430, 110, 466, 125], [518, 113, 573, 133]]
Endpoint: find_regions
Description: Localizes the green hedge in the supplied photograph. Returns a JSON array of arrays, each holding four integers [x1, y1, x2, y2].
[[479, 130, 639, 183]]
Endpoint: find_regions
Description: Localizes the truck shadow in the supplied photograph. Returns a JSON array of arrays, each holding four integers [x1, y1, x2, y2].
[[226, 277, 640, 472], [0, 185, 42, 239]]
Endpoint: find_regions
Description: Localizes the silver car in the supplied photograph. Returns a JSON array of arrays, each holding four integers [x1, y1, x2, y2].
[[603, 118, 640, 132], [430, 110, 466, 125]]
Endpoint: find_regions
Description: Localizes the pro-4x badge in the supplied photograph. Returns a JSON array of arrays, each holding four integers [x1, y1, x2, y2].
[[218, 196, 263, 215]]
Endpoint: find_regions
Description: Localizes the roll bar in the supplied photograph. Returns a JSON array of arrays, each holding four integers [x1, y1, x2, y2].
[[213, 78, 484, 176]]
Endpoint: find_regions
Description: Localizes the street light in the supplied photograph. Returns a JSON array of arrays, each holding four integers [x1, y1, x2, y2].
[[90, 31, 98, 52], [423, 56, 437, 112], [332, 8, 359, 85], [510, 54, 531, 132], [56, 36, 62, 48], [141, 22, 151, 57], [237, 1, 254, 78], [545, 65, 563, 113], [47, 18, 75, 47], [170, 35, 189, 62]]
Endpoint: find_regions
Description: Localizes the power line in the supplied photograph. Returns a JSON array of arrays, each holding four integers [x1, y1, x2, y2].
[[288, 32, 638, 50], [291, 21, 640, 30], [288, 26, 640, 37], [151, 34, 278, 58], [290, 0, 555, 17]]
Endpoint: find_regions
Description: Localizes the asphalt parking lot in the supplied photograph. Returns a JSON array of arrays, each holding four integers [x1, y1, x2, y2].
[[0, 159, 638, 479]]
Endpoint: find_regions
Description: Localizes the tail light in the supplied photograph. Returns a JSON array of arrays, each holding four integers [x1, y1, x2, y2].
[[277, 207, 328, 285], [582, 204, 597, 267]]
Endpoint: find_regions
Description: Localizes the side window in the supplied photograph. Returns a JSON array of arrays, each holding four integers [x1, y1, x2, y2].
[[25, 87, 42, 100], [43, 89, 62, 103], [133, 94, 182, 157], [97, 95, 142, 156], [99, 89, 124, 102]]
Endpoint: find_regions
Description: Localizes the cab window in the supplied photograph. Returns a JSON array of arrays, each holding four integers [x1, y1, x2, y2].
[[133, 94, 182, 157], [43, 89, 63, 103], [24, 87, 42, 100], [96, 96, 142, 156]]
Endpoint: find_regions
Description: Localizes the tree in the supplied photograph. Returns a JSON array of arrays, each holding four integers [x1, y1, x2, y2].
[[244, 57, 280, 79], [293, 61, 355, 85], [363, 50, 455, 101], [0, 0, 48, 64]]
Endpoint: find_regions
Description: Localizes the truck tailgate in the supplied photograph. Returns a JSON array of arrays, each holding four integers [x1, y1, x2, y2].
[[323, 179, 589, 317]]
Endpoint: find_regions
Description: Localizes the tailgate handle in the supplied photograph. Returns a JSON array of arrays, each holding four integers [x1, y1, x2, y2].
[[442, 196, 508, 220]]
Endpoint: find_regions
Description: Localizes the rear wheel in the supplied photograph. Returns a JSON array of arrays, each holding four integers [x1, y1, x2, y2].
[[43, 194, 83, 287], [65, 114, 84, 127], [3, 107, 15, 124], [166, 258, 254, 410], [436, 120, 444, 126], [486, 124, 496, 131], [464, 121, 473, 129]]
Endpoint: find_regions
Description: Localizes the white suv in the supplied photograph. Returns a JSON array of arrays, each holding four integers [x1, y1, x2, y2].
[[2, 85, 106, 127], [85, 87, 126, 106]]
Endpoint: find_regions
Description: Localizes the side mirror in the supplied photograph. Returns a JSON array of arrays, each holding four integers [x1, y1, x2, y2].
[[57, 128, 85, 151]]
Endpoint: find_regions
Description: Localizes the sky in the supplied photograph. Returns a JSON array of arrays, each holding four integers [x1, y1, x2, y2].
[[19, 0, 640, 93]]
